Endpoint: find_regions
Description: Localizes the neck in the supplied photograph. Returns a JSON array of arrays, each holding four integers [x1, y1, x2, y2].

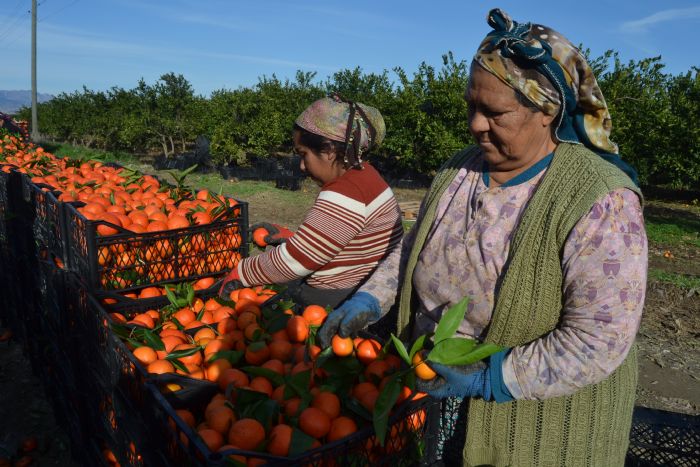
[[321, 165, 348, 186], [488, 141, 557, 187]]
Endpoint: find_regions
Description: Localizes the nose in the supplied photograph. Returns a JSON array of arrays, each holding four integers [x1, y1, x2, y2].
[[299, 157, 306, 173], [469, 110, 489, 135]]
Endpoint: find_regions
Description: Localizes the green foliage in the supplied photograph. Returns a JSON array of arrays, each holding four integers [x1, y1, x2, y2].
[[594, 52, 700, 189], [648, 269, 700, 291], [20, 52, 699, 188], [645, 214, 700, 247], [39, 141, 139, 164]]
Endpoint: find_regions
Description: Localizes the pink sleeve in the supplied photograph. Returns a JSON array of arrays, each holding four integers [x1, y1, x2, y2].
[[503, 189, 647, 400]]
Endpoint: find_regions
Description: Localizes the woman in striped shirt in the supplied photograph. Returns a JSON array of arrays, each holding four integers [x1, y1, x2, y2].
[[219, 95, 403, 308]]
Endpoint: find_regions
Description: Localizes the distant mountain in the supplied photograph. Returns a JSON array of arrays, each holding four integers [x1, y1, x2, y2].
[[0, 90, 54, 114]]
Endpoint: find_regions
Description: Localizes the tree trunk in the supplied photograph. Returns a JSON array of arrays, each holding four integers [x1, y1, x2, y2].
[[169, 135, 175, 156], [161, 135, 169, 157]]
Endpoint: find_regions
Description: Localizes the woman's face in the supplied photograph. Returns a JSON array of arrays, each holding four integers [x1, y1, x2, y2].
[[466, 63, 556, 173], [293, 131, 342, 186]]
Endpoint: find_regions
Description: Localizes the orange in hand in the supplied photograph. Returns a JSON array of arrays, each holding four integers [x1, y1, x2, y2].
[[412, 351, 436, 380], [252, 227, 269, 248], [331, 335, 354, 357]]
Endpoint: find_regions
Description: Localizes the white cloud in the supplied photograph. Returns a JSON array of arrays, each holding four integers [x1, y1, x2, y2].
[[114, 0, 263, 32], [620, 6, 700, 33], [22, 22, 334, 71]]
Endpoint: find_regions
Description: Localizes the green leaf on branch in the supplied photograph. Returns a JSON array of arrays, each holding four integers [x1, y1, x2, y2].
[[373, 375, 403, 445], [170, 359, 188, 373], [390, 334, 410, 365], [460, 342, 504, 364], [142, 330, 165, 351], [164, 286, 178, 307], [312, 346, 335, 369], [285, 369, 312, 399], [166, 345, 202, 360], [408, 334, 427, 361], [240, 366, 285, 387], [433, 297, 469, 344], [208, 349, 243, 365], [289, 427, 316, 457], [427, 337, 502, 365]]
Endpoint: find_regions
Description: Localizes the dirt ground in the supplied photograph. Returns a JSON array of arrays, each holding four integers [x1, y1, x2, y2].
[[0, 187, 697, 466], [0, 341, 77, 466]]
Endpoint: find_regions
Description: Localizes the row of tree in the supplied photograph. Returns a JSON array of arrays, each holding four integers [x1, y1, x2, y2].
[[17, 51, 699, 188]]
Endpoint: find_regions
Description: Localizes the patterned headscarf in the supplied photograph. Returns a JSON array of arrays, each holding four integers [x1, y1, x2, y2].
[[474, 8, 638, 183], [295, 95, 386, 167]]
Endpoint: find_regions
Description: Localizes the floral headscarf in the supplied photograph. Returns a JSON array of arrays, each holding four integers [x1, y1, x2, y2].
[[295, 95, 386, 167], [474, 8, 638, 183]]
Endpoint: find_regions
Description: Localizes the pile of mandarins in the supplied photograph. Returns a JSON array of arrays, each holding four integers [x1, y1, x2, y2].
[[111, 283, 426, 463], [1, 133, 244, 289]]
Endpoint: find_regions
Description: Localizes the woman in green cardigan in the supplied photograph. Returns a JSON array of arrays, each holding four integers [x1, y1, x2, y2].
[[318, 9, 647, 467]]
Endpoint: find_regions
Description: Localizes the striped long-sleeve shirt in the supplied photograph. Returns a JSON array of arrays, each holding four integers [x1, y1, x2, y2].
[[238, 163, 403, 289]]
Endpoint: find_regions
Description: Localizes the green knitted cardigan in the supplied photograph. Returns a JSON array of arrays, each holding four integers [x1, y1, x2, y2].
[[397, 143, 642, 467]]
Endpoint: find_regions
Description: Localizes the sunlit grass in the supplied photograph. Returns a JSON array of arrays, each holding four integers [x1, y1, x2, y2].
[[648, 269, 700, 290]]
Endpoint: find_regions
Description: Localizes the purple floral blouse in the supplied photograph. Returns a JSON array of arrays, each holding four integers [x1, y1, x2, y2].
[[361, 154, 647, 400]]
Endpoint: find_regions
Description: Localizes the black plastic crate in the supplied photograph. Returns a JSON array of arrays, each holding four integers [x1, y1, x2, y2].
[[75, 283, 432, 466], [63, 200, 249, 293], [93, 278, 221, 309], [626, 407, 700, 466], [0, 219, 17, 326], [88, 385, 149, 467], [0, 226, 39, 349], [131, 383, 211, 467], [25, 258, 72, 375], [37, 346, 94, 464], [63, 276, 154, 411], [275, 174, 304, 191], [0, 165, 16, 221], [22, 178, 68, 261], [0, 165, 33, 222], [87, 285, 227, 385]]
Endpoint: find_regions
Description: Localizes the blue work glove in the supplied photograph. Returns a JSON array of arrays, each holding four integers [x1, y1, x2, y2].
[[218, 267, 244, 300], [415, 349, 514, 403], [317, 292, 381, 348]]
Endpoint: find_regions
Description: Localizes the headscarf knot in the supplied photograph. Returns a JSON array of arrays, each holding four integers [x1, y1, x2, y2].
[[485, 9, 551, 65]]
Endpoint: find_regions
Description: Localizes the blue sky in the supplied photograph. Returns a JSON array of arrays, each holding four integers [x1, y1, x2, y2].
[[1, 0, 699, 96]]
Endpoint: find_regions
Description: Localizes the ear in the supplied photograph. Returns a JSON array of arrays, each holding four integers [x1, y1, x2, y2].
[[540, 111, 556, 128], [322, 150, 337, 163]]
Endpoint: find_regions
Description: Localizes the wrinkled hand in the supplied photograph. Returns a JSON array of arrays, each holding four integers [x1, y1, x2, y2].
[[415, 350, 514, 402], [218, 267, 244, 299], [317, 292, 381, 348], [251, 222, 294, 247]]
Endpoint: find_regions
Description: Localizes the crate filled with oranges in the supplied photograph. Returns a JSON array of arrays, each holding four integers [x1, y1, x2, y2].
[[0, 132, 30, 222], [92, 284, 434, 466], [62, 184, 248, 293], [22, 178, 69, 261]]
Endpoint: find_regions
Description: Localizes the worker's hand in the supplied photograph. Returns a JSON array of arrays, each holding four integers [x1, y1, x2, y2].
[[317, 292, 382, 348], [251, 222, 294, 247], [415, 349, 514, 402], [218, 267, 244, 300]]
